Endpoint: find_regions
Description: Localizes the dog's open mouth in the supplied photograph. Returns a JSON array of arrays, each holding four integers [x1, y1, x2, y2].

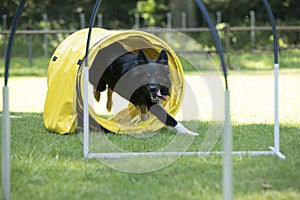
[[151, 89, 167, 103]]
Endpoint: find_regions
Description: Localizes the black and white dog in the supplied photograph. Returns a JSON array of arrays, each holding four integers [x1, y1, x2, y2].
[[93, 49, 198, 136]]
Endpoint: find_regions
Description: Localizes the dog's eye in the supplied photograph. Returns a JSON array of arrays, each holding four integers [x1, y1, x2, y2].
[[147, 73, 151, 78]]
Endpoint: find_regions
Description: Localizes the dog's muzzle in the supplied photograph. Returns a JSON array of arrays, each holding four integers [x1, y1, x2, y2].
[[149, 84, 159, 103], [149, 84, 167, 103]]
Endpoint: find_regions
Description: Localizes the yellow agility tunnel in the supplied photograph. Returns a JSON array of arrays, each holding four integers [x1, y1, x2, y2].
[[43, 28, 185, 134]]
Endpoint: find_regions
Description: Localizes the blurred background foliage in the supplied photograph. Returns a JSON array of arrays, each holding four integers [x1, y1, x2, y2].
[[1, 0, 299, 28], [0, 0, 299, 56]]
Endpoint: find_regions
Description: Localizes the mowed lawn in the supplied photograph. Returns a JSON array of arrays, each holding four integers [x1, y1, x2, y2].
[[0, 70, 300, 200]]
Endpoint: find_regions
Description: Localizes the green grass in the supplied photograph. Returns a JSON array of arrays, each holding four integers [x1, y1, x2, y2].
[[0, 71, 299, 199], [1, 49, 300, 77], [228, 49, 300, 70], [181, 49, 300, 73], [0, 113, 299, 200], [0, 56, 49, 77]]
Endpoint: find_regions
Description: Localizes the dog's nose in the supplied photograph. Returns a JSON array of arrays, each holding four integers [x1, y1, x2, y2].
[[149, 83, 158, 92]]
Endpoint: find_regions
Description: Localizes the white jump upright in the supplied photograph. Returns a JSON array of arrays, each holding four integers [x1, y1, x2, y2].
[[2, 1, 26, 199], [83, 64, 90, 158], [263, 0, 285, 160], [223, 90, 232, 200], [2, 86, 11, 200], [82, 0, 286, 161], [268, 63, 285, 159], [83, 0, 102, 158]]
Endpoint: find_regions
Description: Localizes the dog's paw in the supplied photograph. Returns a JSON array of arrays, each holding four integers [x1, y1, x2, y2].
[[106, 101, 112, 112], [94, 89, 100, 102], [174, 122, 199, 136], [141, 113, 149, 121]]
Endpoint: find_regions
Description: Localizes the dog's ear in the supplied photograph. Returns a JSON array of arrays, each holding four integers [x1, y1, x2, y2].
[[137, 50, 148, 65], [156, 50, 168, 65]]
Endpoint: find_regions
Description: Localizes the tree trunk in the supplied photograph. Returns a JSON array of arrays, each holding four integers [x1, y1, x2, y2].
[[169, 0, 199, 28]]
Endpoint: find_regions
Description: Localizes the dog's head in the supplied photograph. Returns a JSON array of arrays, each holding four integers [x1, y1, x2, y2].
[[133, 49, 171, 104]]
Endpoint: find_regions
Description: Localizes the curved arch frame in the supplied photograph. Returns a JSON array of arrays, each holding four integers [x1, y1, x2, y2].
[[262, 0, 285, 160], [82, 1, 285, 158], [82, 0, 230, 158], [2, 0, 26, 199]]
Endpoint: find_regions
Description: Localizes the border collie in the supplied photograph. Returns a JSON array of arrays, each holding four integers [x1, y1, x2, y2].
[[93, 49, 199, 136]]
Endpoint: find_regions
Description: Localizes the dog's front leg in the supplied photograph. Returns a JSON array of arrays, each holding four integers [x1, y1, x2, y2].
[[94, 88, 101, 102], [140, 104, 149, 121], [106, 88, 113, 112]]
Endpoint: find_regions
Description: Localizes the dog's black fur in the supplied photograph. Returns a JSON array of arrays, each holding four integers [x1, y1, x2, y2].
[[94, 49, 179, 128]]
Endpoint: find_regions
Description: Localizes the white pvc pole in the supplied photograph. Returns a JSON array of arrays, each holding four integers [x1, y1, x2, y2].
[[274, 63, 279, 152], [269, 63, 285, 160], [83, 66, 89, 157], [223, 90, 232, 200], [2, 86, 11, 200], [87, 150, 275, 159]]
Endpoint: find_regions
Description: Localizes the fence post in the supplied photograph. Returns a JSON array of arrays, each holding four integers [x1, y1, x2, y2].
[[224, 24, 232, 69], [250, 10, 256, 52], [181, 12, 187, 51], [216, 11, 222, 24], [167, 12, 172, 29], [2, 14, 7, 30], [26, 21, 33, 67], [97, 13, 103, 28], [134, 13, 140, 28], [42, 13, 49, 58], [80, 13, 85, 29], [2, 14, 7, 57], [181, 12, 186, 28]]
